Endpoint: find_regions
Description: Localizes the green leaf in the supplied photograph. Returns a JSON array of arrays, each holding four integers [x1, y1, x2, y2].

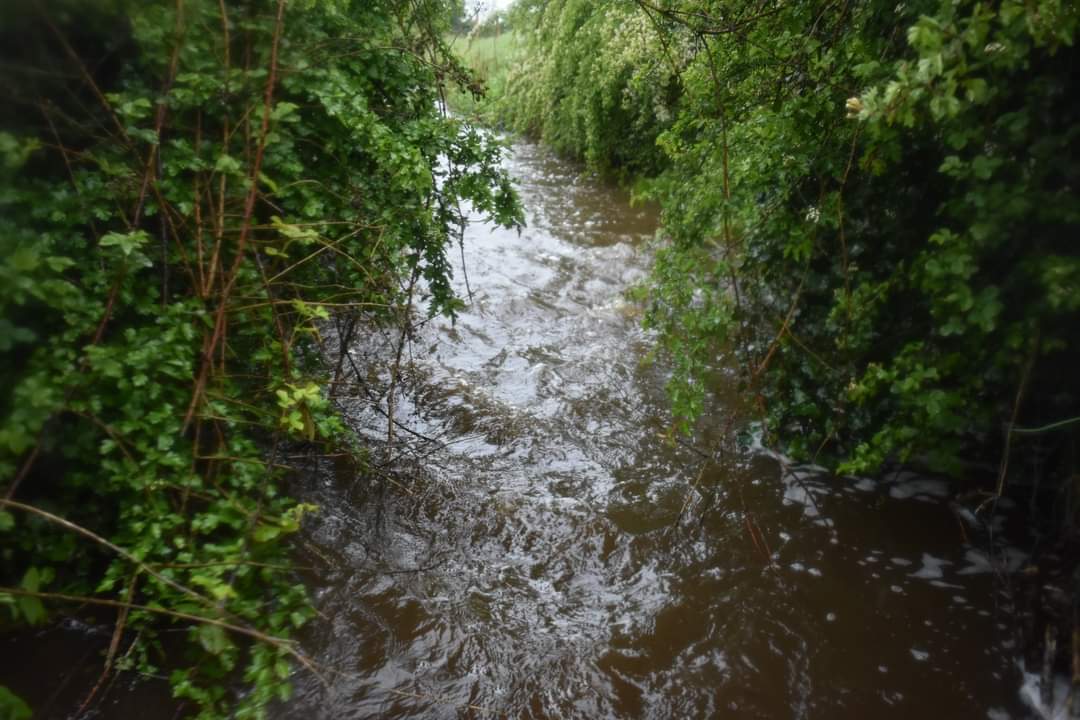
[[7, 248, 39, 272], [99, 230, 150, 258], [258, 172, 280, 193], [44, 255, 75, 272], [252, 524, 282, 543], [0, 686, 32, 720], [213, 154, 242, 174], [16, 596, 45, 626], [270, 102, 299, 122], [197, 624, 232, 655], [20, 568, 40, 593]]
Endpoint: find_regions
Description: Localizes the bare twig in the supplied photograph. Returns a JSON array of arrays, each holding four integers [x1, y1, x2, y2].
[[0, 586, 326, 687], [0, 499, 221, 613], [993, 332, 1040, 499]]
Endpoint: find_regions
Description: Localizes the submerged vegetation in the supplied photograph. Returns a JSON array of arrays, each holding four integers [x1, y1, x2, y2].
[[461, 0, 1080, 694], [0, 0, 518, 716]]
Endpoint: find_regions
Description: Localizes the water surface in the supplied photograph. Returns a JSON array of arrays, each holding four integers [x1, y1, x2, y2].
[[279, 139, 1029, 719]]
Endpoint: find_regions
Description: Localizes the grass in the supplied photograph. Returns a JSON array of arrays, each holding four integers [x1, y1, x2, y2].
[[445, 32, 523, 123], [449, 31, 521, 79]]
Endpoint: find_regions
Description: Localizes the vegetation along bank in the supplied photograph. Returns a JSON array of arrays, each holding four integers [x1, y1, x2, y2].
[[1, 0, 1078, 716], [0, 0, 519, 716], [456, 0, 1080, 707]]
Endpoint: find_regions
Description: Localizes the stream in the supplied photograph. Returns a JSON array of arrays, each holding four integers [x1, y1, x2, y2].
[[274, 138, 1039, 719]]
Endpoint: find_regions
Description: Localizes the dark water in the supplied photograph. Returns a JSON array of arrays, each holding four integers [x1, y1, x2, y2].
[[275, 140, 1043, 719]]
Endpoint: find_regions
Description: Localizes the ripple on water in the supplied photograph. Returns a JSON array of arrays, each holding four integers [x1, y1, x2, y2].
[[275, 139, 1032, 720]]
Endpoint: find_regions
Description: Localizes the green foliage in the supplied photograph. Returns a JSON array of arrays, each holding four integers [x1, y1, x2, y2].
[[0, 687, 31, 720], [0, 0, 519, 717], [503, 0, 1080, 486], [463, 0, 678, 176], [472, 9, 514, 37], [446, 32, 526, 122]]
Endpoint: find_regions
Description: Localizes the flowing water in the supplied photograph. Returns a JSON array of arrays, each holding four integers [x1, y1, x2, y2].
[[277, 139, 1035, 719]]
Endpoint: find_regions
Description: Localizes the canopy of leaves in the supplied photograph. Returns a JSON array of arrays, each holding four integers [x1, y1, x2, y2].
[[497, 0, 1079, 493], [0, 0, 519, 717]]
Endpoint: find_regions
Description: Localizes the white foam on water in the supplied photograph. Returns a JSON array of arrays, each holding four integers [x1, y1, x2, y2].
[[1019, 662, 1074, 720], [911, 553, 952, 580]]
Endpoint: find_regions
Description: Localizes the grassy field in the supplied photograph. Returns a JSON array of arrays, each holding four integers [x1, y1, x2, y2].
[[448, 31, 521, 79], [445, 32, 523, 123]]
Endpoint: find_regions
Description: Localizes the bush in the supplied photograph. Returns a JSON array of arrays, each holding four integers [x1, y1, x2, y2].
[[495, 0, 1080, 496], [0, 0, 519, 716]]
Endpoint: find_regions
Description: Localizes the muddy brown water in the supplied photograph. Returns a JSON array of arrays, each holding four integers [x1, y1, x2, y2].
[[273, 139, 1038, 719]]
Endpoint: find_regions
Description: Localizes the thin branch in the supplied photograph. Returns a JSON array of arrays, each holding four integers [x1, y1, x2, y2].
[[0, 586, 326, 687], [186, 0, 288, 432], [0, 499, 221, 614]]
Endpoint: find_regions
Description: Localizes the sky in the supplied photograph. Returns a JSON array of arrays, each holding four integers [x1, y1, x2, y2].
[[469, 0, 514, 18]]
